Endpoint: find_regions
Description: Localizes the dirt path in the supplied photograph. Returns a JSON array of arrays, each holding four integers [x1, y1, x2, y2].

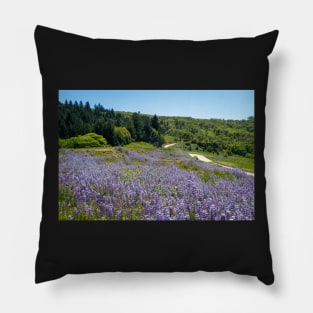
[[189, 153, 254, 177], [163, 145, 254, 176], [189, 153, 213, 163], [163, 143, 177, 148]]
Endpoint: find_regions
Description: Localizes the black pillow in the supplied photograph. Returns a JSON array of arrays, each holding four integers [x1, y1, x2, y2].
[[34, 25, 278, 285]]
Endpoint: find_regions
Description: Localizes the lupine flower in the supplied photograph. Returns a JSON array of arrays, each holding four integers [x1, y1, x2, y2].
[[58, 149, 254, 221]]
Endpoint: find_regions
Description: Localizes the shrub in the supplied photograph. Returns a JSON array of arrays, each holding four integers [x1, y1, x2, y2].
[[59, 133, 108, 148], [113, 127, 132, 146]]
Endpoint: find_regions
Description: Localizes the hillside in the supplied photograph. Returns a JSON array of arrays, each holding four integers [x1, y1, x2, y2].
[[59, 101, 254, 158]]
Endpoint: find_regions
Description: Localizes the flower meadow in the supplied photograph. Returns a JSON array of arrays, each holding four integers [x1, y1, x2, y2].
[[59, 147, 254, 221]]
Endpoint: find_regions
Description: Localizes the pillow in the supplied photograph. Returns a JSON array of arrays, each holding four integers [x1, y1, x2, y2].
[[34, 25, 278, 285]]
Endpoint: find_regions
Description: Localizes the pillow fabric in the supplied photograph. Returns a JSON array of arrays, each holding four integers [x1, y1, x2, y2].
[[34, 25, 278, 285]]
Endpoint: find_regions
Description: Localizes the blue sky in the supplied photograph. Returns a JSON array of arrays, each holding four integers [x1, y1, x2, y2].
[[59, 90, 254, 120]]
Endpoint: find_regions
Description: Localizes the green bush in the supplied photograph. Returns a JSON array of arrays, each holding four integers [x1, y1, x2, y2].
[[59, 133, 108, 148], [113, 127, 132, 146]]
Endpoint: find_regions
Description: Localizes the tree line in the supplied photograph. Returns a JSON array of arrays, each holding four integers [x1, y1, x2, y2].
[[59, 100, 254, 157], [59, 101, 165, 147]]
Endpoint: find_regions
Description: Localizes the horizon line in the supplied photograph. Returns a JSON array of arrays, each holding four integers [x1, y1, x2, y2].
[[59, 100, 254, 120]]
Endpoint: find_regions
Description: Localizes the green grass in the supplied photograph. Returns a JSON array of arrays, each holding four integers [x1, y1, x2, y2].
[[206, 154, 254, 172], [60, 140, 254, 172], [175, 159, 235, 183], [163, 135, 176, 144], [69, 146, 119, 156], [200, 170, 234, 183], [123, 140, 254, 172], [174, 143, 254, 172], [189, 148, 253, 170], [176, 160, 201, 172], [124, 141, 155, 152]]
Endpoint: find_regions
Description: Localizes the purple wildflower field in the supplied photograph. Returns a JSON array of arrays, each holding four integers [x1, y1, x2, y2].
[[58, 148, 254, 221]]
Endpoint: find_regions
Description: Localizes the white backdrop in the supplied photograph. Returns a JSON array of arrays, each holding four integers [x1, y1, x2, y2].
[[1, 1, 312, 312]]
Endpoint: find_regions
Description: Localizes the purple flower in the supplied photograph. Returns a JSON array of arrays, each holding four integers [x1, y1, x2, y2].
[[58, 149, 254, 221]]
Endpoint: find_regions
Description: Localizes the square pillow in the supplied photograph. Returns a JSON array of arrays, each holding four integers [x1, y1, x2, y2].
[[34, 25, 278, 284]]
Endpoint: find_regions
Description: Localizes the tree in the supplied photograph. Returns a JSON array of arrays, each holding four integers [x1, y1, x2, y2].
[[85, 101, 91, 112], [103, 121, 115, 145], [149, 128, 159, 144], [59, 118, 68, 139], [58, 100, 254, 159], [151, 114, 160, 131], [132, 112, 143, 141], [94, 120, 104, 136], [115, 113, 123, 126], [113, 127, 132, 146], [125, 117, 136, 140], [143, 117, 152, 142]]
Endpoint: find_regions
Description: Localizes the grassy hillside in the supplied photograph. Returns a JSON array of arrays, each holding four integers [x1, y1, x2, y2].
[[59, 101, 254, 159]]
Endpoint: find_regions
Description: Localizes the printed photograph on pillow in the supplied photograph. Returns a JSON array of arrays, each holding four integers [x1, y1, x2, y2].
[[35, 25, 278, 285], [58, 89, 255, 221]]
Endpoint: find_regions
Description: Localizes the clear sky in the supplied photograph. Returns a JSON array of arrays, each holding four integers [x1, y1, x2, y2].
[[59, 90, 254, 120]]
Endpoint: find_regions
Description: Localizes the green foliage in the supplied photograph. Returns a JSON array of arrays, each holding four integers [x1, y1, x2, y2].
[[200, 170, 234, 183], [113, 127, 132, 146], [175, 159, 235, 183], [214, 155, 254, 172], [187, 149, 254, 171], [58, 133, 108, 148], [151, 114, 160, 131], [59, 102, 164, 147], [162, 116, 254, 158], [58, 101, 254, 159], [176, 160, 201, 172], [124, 141, 155, 151], [163, 135, 176, 144]]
